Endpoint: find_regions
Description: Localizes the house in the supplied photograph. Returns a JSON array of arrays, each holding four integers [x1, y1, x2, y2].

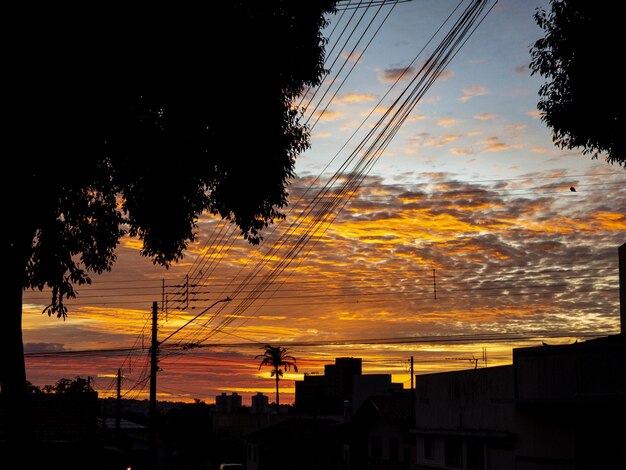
[[413, 365, 516, 469], [347, 391, 414, 470]]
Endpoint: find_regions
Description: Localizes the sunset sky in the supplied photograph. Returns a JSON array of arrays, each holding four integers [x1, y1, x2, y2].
[[22, 0, 625, 405]]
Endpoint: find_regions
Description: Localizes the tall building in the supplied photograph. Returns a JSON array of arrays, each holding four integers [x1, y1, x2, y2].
[[295, 357, 401, 416], [215, 392, 242, 413], [251, 392, 270, 414]]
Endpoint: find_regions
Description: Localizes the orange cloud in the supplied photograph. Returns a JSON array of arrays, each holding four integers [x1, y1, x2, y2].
[[592, 211, 626, 231], [327, 208, 489, 245], [340, 120, 360, 131], [426, 135, 464, 147], [450, 147, 474, 156], [459, 85, 488, 102], [365, 105, 390, 116], [437, 118, 457, 127], [313, 109, 345, 122], [121, 238, 143, 251], [338, 92, 377, 104], [506, 124, 527, 132], [531, 147, 547, 153], [473, 113, 496, 120], [341, 50, 361, 63], [478, 137, 513, 152], [438, 70, 455, 81], [526, 110, 541, 119]]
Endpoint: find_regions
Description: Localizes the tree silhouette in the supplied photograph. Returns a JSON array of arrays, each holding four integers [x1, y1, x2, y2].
[[256, 345, 298, 412], [2, 1, 336, 442], [26, 381, 41, 394], [530, 0, 623, 167], [51, 377, 94, 395]]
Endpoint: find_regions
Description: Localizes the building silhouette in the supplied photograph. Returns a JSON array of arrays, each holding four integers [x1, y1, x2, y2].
[[251, 392, 270, 414], [216, 392, 242, 414], [295, 357, 402, 416]]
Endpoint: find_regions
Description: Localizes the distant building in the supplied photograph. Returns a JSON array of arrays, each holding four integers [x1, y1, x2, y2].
[[295, 357, 402, 416], [295, 373, 326, 413], [251, 392, 270, 414], [324, 357, 363, 399], [216, 392, 242, 413]]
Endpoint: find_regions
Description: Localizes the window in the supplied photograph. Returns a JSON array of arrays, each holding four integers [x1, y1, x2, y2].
[[424, 436, 434, 460], [444, 437, 462, 468]]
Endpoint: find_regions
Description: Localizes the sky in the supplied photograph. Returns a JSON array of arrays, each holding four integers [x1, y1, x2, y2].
[[22, 0, 625, 405]]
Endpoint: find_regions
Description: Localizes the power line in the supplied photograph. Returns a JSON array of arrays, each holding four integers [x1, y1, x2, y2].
[[195, 0, 501, 345], [24, 329, 613, 359], [336, 0, 413, 10], [21, 266, 617, 300]]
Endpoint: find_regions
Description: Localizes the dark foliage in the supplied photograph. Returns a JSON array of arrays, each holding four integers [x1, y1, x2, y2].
[[530, 0, 623, 167], [2, 1, 336, 441], [7, 1, 336, 317]]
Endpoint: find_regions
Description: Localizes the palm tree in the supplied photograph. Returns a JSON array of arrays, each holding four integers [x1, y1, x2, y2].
[[256, 344, 298, 412]]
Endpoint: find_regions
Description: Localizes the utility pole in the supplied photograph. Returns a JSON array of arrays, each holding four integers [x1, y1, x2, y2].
[[145, 296, 230, 467], [410, 356, 414, 390], [432, 268, 437, 300], [116, 368, 122, 433], [149, 301, 159, 467], [410, 355, 416, 435]]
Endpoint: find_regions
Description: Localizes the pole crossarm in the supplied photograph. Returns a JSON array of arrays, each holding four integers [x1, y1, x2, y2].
[[159, 297, 232, 346]]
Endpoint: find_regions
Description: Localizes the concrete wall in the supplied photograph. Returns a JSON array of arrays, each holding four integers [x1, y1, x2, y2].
[[411, 338, 626, 470], [414, 365, 514, 433], [514, 341, 626, 403]]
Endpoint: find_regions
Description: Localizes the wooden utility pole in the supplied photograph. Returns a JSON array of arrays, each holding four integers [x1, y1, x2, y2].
[[410, 356, 414, 390], [149, 301, 159, 466]]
